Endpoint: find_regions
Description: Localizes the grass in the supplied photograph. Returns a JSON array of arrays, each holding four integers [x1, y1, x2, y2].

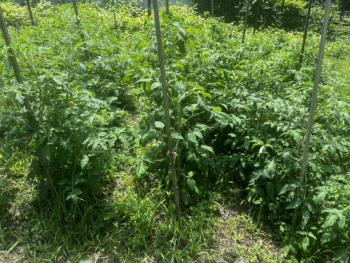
[[333, 53, 350, 81], [328, 50, 350, 97], [0, 3, 349, 263], [0, 152, 297, 262]]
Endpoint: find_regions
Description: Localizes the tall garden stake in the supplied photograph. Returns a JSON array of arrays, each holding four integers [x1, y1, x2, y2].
[[254, 0, 261, 33], [299, 0, 312, 66], [280, 0, 285, 28], [72, 0, 89, 60], [166, 0, 169, 15], [0, 7, 58, 204], [113, 0, 117, 29], [113, 12, 117, 29], [152, 0, 181, 221], [25, 0, 34, 26], [211, 0, 213, 17], [242, 0, 250, 44], [292, 0, 332, 229], [148, 0, 151, 18]]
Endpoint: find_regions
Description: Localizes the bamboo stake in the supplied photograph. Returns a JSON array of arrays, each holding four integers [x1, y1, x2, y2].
[[113, 12, 117, 29], [242, 0, 250, 44], [299, 0, 312, 66], [0, 7, 58, 204], [112, 0, 117, 29], [254, 0, 261, 33], [281, 0, 285, 13], [148, 0, 151, 18], [292, 0, 332, 229], [166, 0, 169, 15], [25, 0, 34, 26], [152, 0, 180, 221], [280, 0, 285, 28], [72, 0, 89, 60]]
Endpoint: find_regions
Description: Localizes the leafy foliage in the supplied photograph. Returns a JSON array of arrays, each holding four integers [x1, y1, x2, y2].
[[192, 0, 306, 30], [1, 1, 350, 262]]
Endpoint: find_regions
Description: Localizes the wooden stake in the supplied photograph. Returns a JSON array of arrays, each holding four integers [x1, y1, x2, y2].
[[152, 0, 180, 221], [112, 0, 117, 29], [113, 12, 117, 29], [299, 0, 312, 65], [280, 0, 285, 28], [242, 0, 250, 44], [254, 0, 261, 33], [0, 6, 58, 204], [281, 0, 285, 13], [148, 0, 151, 18], [292, 0, 332, 229], [25, 0, 34, 26], [166, 0, 169, 15], [72, 0, 89, 60]]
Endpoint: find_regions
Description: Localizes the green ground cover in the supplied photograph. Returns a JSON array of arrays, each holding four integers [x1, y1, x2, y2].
[[1, 1, 350, 262]]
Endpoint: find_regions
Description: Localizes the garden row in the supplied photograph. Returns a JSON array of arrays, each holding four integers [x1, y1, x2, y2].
[[0, 1, 350, 261]]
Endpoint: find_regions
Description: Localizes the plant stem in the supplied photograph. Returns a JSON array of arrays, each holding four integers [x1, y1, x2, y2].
[[0, 6, 58, 204], [292, 0, 332, 230], [299, 0, 312, 66], [242, 0, 250, 44], [152, 0, 181, 222]]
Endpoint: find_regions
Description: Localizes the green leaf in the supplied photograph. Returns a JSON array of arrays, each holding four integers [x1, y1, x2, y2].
[[0, 193, 9, 204], [265, 159, 276, 178], [286, 197, 302, 209], [143, 82, 151, 97], [187, 179, 196, 191], [141, 129, 159, 146], [200, 145, 214, 154], [172, 132, 184, 140], [304, 199, 317, 214], [134, 160, 147, 179], [66, 188, 83, 202], [332, 248, 349, 263], [323, 213, 338, 229], [321, 231, 336, 245], [248, 186, 262, 202], [15, 93, 24, 105], [211, 106, 222, 112], [136, 77, 152, 84], [292, 130, 303, 144], [193, 130, 203, 139], [4, 145, 12, 158], [314, 192, 327, 204], [279, 181, 300, 195], [119, 133, 130, 147], [178, 27, 188, 39], [338, 213, 346, 229], [266, 182, 274, 200], [169, 201, 175, 213], [142, 152, 154, 164], [151, 82, 161, 90], [155, 121, 165, 129], [302, 236, 309, 252], [308, 232, 317, 240], [81, 155, 89, 169], [52, 77, 62, 85], [181, 190, 190, 205], [302, 206, 310, 229], [79, 257, 93, 263], [282, 151, 292, 170], [4, 57, 11, 72], [208, 158, 216, 169]]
